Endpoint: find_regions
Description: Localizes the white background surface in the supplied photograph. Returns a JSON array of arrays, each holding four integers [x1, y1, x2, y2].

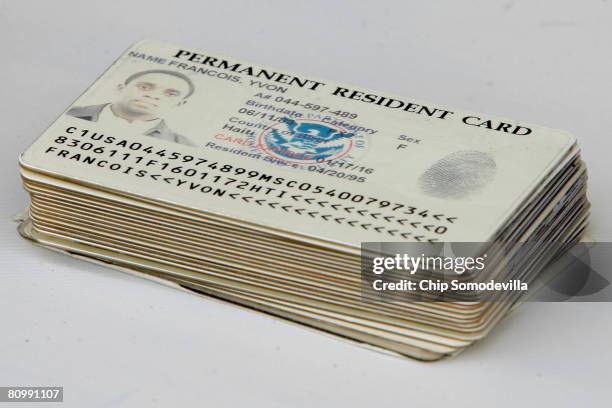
[[1, 1, 611, 407]]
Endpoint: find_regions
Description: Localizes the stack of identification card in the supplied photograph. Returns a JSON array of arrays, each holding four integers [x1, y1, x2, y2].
[[18, 39, 589, 360]]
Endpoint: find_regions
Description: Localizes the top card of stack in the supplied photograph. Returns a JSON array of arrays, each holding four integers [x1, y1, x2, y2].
[[20, 39, 580, 248]]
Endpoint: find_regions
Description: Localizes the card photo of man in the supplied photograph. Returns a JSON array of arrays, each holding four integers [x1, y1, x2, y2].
[[67, 69, 197, 146]]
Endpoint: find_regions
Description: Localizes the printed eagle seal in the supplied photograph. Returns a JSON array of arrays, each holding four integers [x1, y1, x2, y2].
[[259, 117, 355, 164]]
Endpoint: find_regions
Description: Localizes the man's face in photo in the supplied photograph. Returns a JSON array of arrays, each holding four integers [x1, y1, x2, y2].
[[115, 73, 190, 118]]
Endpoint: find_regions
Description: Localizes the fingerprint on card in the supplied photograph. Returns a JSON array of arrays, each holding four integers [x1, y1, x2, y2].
[[418, 151, 496, 199]]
